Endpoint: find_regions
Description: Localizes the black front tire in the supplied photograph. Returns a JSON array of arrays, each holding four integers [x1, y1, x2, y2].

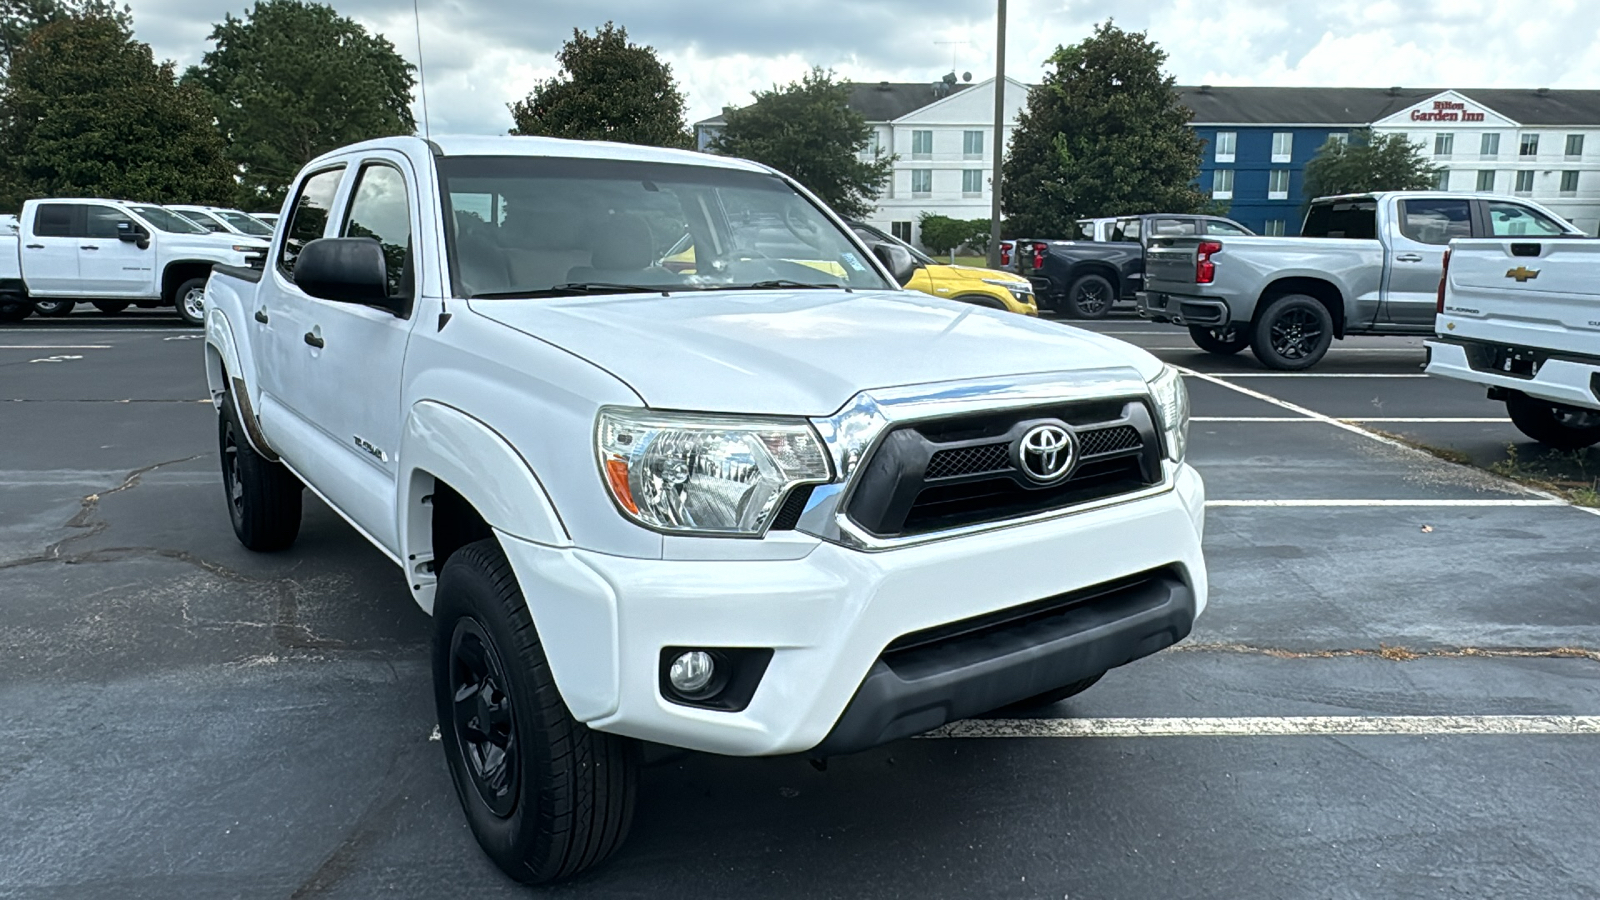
[[92, 300, 130, 314], [1065, 274, 1115, 319], [1505, 393, 1600, 450], [219, 395, 302, 551], [1189, 325, 1250, 356], [32, 299, 75, 317], [174, 277, 208, 326], [1250, 294, 1334, 370], [952, 293, 1008, 311], [434, 539, 638, 884]]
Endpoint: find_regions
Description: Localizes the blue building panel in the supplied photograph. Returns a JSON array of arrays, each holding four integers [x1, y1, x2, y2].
[[1193, 126, 1349, 235]]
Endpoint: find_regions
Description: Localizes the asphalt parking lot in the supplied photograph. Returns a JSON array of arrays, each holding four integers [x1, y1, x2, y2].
[[3, 308, 1598, 898]]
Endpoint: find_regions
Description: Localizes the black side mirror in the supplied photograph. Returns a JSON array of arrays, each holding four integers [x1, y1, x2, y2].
[[871, 242, 919, 287], [117, 221, 149, 249], [294, 237, 400, 313]]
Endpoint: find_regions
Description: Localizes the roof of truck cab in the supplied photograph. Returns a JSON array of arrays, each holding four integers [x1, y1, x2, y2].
[[315, 135, 772, 173]]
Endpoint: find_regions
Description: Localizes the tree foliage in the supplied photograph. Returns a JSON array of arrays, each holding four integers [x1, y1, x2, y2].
[[509, 22, 691, 149], [0, 11, 234, 210], [711, 67, 894, 219], [1002, 21, 1205, 236], [1302, 128, 1440, 202], [0, 0, 127, 76], [183, 0, 415, 205], [918, 213, 993, 256]]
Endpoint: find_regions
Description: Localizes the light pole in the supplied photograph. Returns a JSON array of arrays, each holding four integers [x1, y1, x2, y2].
[[986, 0, 1007, 268]]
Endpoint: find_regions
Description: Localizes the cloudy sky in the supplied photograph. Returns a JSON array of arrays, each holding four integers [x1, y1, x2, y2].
[[123, 0, 1600, 135]]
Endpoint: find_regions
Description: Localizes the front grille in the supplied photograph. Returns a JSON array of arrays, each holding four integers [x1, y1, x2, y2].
[[844, 398, 1162, 539]]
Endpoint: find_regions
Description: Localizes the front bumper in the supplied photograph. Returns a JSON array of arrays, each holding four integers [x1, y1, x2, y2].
[[496, 463, 1207, 757], [1425, 338, 1600, 411], [1135, 291, 1230, 327]]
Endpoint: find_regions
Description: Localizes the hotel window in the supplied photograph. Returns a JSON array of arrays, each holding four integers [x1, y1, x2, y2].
[[891, 221, 912, 242], [1268, 169, 1290, 200], [1476, 170, 1497, 192], [911, 168, 932, 197], [962, 130, 984, 159], [1519, 133, 1539, 157], [1265, 219, 1286, 237], [1566, 134, 1585, 158], [1327, 132, 1349, 147], [911, 130, 933, 160], [1480, 133, 1500, 158], [961, 169, 983, 196], [1434, 133, 1454, 156], [1214, 131, 1236, 163], [1514, 170, 1535, 194], [1561, 171, 1580, 194], [1433, 170, 1449, 190], [1271, 132, 1293, 162], [1212, 168, 1234, 200]]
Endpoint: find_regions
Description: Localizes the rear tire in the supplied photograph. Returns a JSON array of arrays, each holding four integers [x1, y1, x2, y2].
[[174, 277, 208, 326], [1189, 325, 1250, 356], [1505, 392, 1600, 450], [32, 299, 74, 317], [219, 394, 302, 551], [434, 539, 638, 884], [92, 301, 130, 314], [0, 302, 30, 322], [1065, 274, 1115, 319], [1250, 294, 1334, 370]]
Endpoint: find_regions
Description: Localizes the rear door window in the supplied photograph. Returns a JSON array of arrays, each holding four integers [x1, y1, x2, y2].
[[33, 203, 79, 237], [278, 167, 346, 279], [1301, 200, 1378, 239], [1397, 198, 1472, 245]]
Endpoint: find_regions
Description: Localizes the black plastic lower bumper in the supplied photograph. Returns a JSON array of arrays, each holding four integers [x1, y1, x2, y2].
[[809, 568, 1195, 756]]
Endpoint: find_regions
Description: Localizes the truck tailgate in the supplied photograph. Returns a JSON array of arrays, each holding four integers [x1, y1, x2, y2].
[[1144, 239, 1199, 291], [1442, 238, 1600, 357]]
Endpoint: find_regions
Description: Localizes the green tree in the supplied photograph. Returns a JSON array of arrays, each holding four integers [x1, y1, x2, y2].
[[1002, 21, 1205, 236], [509, 22, 691, 149], [0, 0, 127, 76], [1302, 129, 1439, 204], [917, 213, 994, 256], [183, 0, 415, 205], [711, 67, 894, 219], [0, 11, 234, 210]]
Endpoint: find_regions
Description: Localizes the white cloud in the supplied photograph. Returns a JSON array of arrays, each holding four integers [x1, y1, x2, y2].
[[121, 0, 1600, 135]]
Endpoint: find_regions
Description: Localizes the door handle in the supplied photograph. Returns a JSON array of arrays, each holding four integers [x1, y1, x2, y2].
[[1395, 253, 1425, 263], [25, 244, 43, 249], [254, 310, 269, 324], [303, 331, 324, 348], [80, 245, 100, 251]]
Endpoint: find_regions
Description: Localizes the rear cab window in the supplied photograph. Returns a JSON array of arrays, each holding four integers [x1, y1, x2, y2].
[[1111, 219, 1141, 243], [1301, 199, 1378, 239]]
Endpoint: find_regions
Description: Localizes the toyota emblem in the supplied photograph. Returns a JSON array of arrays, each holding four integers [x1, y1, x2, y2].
[[1017, 423, 1076, 483]]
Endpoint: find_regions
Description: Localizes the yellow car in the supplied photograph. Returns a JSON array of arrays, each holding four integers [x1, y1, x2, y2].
[[847, 221, 1037, 315]]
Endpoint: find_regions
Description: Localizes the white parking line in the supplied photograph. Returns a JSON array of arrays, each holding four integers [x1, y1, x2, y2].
[[1207, 499, 1567, 508], [1177, 367, 1414, 450], [0, 344, 111, 349], [923, 715, 1600, 739], [1192, 416, 1509, 423], [1200, 373, 1429, 378]]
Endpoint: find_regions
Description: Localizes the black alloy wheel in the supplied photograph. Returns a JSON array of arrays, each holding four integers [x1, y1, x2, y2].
[[449, 616, 521, 818], [1250, 294, 1334, 370], [32, 299, 75, 317], [1188, 325, 1251, 356], [1066, 274, 1115, 319]]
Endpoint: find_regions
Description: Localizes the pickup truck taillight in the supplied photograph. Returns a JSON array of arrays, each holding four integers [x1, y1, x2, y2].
[[1436, 248, 1452, 314], [999, 241, 1013, 267], [1195, 240, 1222, 284], [1030, 241, 1047, 270]]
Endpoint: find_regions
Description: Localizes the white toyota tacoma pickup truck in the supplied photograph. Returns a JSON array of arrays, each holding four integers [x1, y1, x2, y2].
[[1426, 236, 1600, 448], [0, 198, 267, 324], [202, 135, 1208, 882]]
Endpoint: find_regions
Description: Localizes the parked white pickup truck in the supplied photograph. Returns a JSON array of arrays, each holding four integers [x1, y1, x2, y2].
[[1426, 238, 1600, 448], [203, 135, 1207, 882], [0, 198, 267, 324]]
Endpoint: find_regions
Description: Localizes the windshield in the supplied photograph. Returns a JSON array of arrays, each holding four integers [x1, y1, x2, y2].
[[131, 205, 208, 234], [437, 156, 893, 298], [216, 209, 273, 236]]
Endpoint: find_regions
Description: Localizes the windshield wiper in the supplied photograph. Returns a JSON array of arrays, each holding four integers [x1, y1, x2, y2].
[[470, 283, 668, 299], [705, 280, 850, 292]]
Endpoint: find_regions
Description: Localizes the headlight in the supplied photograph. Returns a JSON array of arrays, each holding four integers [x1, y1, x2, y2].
[[232, 244, 260, 253], [597, 408, 832, 535], [1148, 365, 1189, 463], [982, 278, 1032, 295]]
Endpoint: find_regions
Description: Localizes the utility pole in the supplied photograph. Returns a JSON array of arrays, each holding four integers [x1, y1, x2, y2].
[[986, 0, 1007, 268]]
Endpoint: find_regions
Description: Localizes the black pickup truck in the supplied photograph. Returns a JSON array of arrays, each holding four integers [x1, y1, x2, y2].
[[1010, 213, 1253, 318]]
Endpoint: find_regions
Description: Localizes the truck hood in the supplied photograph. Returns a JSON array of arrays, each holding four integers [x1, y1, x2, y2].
[[469, 289, 1159, 415]]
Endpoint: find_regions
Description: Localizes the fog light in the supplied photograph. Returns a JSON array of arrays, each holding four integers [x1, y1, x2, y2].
[[668, 650, 716, 695]]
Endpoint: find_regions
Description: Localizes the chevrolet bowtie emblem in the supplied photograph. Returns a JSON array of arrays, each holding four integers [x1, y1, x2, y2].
[[1506, 266, 1541, 283]]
